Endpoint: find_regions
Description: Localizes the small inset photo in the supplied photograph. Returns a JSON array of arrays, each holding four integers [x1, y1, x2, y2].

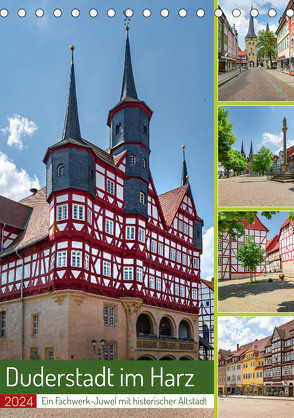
[[218, 3, 294, 102], [218, 106, 294, 207], [218, 316, 294, 417], [218, 211, 294, 313]]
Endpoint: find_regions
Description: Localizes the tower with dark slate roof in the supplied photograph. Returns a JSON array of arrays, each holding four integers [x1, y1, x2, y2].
[[44, 47, 96, 200], [245, 8, 258, 68], [241, 141, 246, 158], [107, 28, 153, 218]]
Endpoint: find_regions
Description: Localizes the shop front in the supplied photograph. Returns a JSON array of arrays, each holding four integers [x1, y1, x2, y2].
[[278, 58, 290, 73], [264, 382, 286, 396], [290, 56, 294, 75], [243, 384, 263, 395]]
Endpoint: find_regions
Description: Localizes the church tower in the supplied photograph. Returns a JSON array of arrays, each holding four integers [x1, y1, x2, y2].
[[245, 8, 258, 68], [107, 28, 152, 218], [248, 141, 254, 162], [241, 141, 246, 158]]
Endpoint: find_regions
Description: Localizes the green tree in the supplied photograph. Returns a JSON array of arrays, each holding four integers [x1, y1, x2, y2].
[[230, 150, 248, 175], [236, 236, 265, 282], [251, 146, 274, 175], [218, 211, 278, 241], [257, 30, 277, 68], [218, 107, 237, 174]]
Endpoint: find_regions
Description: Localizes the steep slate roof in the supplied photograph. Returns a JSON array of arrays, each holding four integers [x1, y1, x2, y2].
[[0, 196, 32, 230], [158, 183, 189, 227], [245, 336, 271, 354], [0, 188, 49, 257], [241, 214, 269, 232], [246, 9, 257, 38], [201, 279, 214, 291], [276, 319, 294, 339], [219, 349, 231, 359], [121, 29, 138, 101]]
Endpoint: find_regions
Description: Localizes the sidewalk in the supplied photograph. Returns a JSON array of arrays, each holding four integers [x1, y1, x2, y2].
[[221, 394, 294, 401], [218, 68, 247, 87], [263, 68, 294, 90]]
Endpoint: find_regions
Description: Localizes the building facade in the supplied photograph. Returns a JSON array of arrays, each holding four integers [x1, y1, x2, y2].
[[263, 320, 294, 397], [278, 216, 294, 275], [218, 215, 268, 280], [237, 48, 247, 67], [276, 13, 290, 73], [245, 9, 258, 68], [199, 279, 214, 360], [266, 235, 281, 273], [242, 338, 268, 395], [218, 7, 239, 72], [0, 32, 204, 361], [218, 349, 231, 395]]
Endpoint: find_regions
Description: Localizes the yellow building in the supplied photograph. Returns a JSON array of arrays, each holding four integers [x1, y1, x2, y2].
[[242, 337, 270, 395]]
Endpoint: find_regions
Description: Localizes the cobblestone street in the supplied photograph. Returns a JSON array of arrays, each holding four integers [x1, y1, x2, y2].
[[219, 396, 294, 418], [218, 175, 294, 207], [219, 68, 294, 101], [218, 274, 294, 313]]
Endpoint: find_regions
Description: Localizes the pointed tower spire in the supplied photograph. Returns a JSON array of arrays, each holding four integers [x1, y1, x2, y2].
[[250, 140, 253, 155], [181, 145, 189, 186], [62, 46, 81, 141], [246, 7, 257, 38], [241, 141, 245, 155], [266, 22, 270, 31], [120, 27, 138, 101]]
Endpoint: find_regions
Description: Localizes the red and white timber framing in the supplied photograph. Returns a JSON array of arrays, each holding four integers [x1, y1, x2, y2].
[[278, 218, 294, 271], [0, 151, 201, 314], [218, 215, 268, 280]]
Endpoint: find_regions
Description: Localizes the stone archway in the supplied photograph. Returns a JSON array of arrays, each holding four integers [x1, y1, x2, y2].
[[159, 317, 174, 337], [159, 356, 175, 360], [179, 320, 192, 339], [136, 313, 154, 336]]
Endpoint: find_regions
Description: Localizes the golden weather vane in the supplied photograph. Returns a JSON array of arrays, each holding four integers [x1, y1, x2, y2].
[[123, 10, 131, 31]]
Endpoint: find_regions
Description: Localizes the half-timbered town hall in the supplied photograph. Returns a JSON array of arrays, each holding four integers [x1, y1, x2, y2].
[[0, 30, 203, 361]]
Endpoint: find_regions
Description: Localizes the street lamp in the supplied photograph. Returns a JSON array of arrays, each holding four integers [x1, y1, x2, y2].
[[91, 339, 105, 360]]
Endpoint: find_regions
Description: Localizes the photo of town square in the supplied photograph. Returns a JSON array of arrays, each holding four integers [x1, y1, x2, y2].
[[218, 106, 294, 206], [218, 1, 294, 101], [218, 316, 294, 418], [218, 211, 294, 312]]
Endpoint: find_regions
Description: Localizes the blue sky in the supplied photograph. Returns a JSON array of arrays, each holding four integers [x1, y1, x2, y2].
[[0, 1, 214, 279], [220, 0, 289, 50], [223, 106, 294, 158], [255, 211, 292, 240], [219, 316, 294, 351]]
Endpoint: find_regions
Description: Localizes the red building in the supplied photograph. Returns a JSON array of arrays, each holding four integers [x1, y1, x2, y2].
[[278, 216, 294, 274], [0, 32, 203, 361], [237, 47, 247, 67], [218, 215, 268, 280]]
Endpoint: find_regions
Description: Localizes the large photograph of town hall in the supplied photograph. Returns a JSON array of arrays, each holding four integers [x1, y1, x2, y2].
[[0, 7, 214, 361]]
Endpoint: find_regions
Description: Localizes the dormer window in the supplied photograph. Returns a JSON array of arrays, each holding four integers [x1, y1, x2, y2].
[[143, 124, 147, 134], [57, 164, 64, 176], [116, 123, 121, 135], [143, 158, 147, 168], [130, 155, 136, 165]]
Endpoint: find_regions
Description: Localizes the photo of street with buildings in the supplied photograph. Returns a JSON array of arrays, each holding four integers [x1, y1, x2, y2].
[[218, 2, 294, 101], [218, 211, 294, 312], [218, 106, 294, 206], [218, 316, 294, 417]]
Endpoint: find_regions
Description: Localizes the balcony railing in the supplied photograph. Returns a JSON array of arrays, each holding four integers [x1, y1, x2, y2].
[[137, 335, 196, 351]]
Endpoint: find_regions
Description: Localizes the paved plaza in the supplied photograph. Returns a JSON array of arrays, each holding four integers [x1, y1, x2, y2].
[[219, 396, 294, 418], [218, 175, 294, 207], [218, 274, 294, 313], [219, 68, 294, 102]]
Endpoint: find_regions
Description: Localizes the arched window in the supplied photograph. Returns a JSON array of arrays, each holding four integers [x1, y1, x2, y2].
[[116, 123, 121, 134], [179, 320, 191, 340], [143, 124, 147, 134], [130, 155, 136, 165], [142, 158, 147, 169], [136, 314, 153, 336], [140, 192, 146, 205], [159, 317, 173, 337], [57, 164, 64, 177]]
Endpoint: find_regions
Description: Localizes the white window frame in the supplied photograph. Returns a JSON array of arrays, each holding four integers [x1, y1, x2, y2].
[[85, 254, 89, 270], [57, 251, 67, 268], [158, 243, 163, 256], [126, 226, 135, 240], [105, 219, 114, 235], [107, 179, 115, 195], [137, 267, 143, 282], [170, 248, 176, 261], [192, 288, 197, 300], [149, 276, 155, 289], [177, 251, 181, 263], [103, 261, 111, 277], [175, 284, 179, 296], [180, 285, 185, 297], [193, 258, 199, 269], [124, 267, 133, 281], [33, 314, 39, 336], [138, 228, 145, 243], [71, 251, 82, 267], [73, 204, 84, 221], [182, 253, 187, 265], [87, 208, 92, 224], [151, 240, 157, 253], [156, 278, 161, 291], [56, 204, 68, 221], [140, 192, 146, 205]]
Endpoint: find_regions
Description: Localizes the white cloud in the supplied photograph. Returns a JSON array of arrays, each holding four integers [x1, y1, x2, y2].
[[218, 317, 267, 351], [247, 316, 293, 332], [275, 139, 294, 154], [201, 227, 214, 281], [0, 152, 40, 200], [1, 114, 38, 150], [261, 131, 283, 146], [220, 1, 288, 11]]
